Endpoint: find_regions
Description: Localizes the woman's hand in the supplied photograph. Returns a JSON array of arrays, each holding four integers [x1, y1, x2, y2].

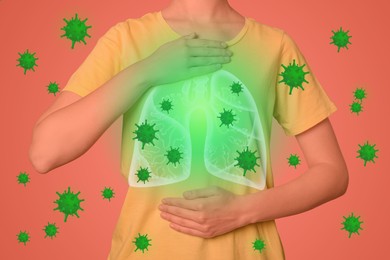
[[158, 185, 248, 238], [143, 33, 233, 86]]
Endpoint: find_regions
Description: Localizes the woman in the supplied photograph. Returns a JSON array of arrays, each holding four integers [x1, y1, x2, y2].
[[29, 0, 349, 259]]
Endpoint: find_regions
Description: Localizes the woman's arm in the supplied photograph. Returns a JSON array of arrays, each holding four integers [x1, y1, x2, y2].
[[29, 59, 152, 174], [243, 118, 349, 224]]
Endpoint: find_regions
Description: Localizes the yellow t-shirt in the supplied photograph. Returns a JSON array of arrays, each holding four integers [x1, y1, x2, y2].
[[62, 11, 337, 260]]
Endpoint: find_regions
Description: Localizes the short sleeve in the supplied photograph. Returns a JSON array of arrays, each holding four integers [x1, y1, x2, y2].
[[273, 31, 337, 136], [61, 22, 124, 97]]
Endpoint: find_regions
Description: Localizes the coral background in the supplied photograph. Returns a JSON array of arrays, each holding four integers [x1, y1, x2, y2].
[[1, 0, 389, 259]]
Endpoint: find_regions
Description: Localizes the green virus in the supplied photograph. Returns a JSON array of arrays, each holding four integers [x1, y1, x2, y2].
[[47, 81, 60, 96], [61, 13, 92, 49], [356, 141, 379, 166], [136, 166, 152, 184], [43, 222, 59, 239], [229, 81, 243, 96], [54, 187, 85, 222], [279, 59, 310, 95], [341, 212, 363, 238], [218, 108, 237, 128], [17, 49, 38, 75], [349, 101, 363, 115], [234, 146, 261, 176], [252, 238, 266, 253], [101, 187, 115, 201], [17, 231, 30, 245], [287, 154, 301, 169], [353, 88, 367, 101], [133, 119, 159, 150], [165, 146, 183, 166], [330, 27, 352, 52], [160, 98, 173, 113], [133, 233, 152, 253], [17, 171, 30, 187]]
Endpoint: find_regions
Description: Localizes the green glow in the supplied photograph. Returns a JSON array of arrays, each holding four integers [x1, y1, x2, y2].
[[54, 187, 84, 222], [133, 233, 152, 253], [278, 59, 309, 95], [252, 238, 266, 253], [61, 13, 92, 49], [17, 49, 38, 75], [133, 119, 159, 150], [217, 108, 237, 128], [341, 212, 363, 238], [330, 27, 352, 52], [43, 222, 59, 239], [101, 187, 115, 201], [17, 231, 30, 245], [287, 154, 301, 169], [234, 146, 261, 176], [17, 171, 30, 186], [356, 141, 378, 166]]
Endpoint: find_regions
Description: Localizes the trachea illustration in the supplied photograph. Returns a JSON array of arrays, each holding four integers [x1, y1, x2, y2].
[[129, 69, 267, 190]]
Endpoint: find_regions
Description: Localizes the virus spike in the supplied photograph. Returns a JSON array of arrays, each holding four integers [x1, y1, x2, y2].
[[61, 13, 92, 49], [278, 59, 310, 95], [341, 212, 363, 238], [136, 166, 152, 184], [353, 87, 367, 101], [287, 154, 301, 169], [43, 222, 59, 239], [252, 238, 266, 253], [17, 231, 30, 245], [349, 101, 363, 115], [101, 187, 115, 201], [160, 98, 174, 114], [16, 49, 38, 75], [133, 119, 159, 149], [47, 81, 60, 96], [330, 27, 352, 52], [133, 233, 152, 253], [165, 146, 184, 166], [229, 81, 243, 96], [356, 141, 379, 166], [53, 187, 85, 222], [234, 146, 261, 176], [218, 108, 237, 128], [17, 171, 30, 186]]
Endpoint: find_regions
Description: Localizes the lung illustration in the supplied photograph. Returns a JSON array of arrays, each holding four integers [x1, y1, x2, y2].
[[128, 69, 266, 190]]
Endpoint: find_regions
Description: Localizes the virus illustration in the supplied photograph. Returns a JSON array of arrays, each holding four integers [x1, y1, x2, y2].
[[356, 141, 379, 166], [165, 146, 183, 166], [278, 59, 310, 95], [341, 212, 363, 238], [330, 27, 352, 52], [47, 81, 60, 96], [17, 49, 38, 75], [101, 187, 115, 201], [353, 88, 367, 101], [43, 222, 59, 239], [218, 108, 237, 128], [17, 171, 30, 187], [287, 154, 301, 169], [133, 233, 152, 253], [160, 98, 174, 113], [133, 119, 159, 150], [17, 231, 30, 245], [61, 13, 92, 49], [234, 146, 261, 176], [53, 187, 85, 222], [252, 238, 266, 253], [136, 167, 152, 184], [229, 81, 243, 96], [349, 101, 363, 115]]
